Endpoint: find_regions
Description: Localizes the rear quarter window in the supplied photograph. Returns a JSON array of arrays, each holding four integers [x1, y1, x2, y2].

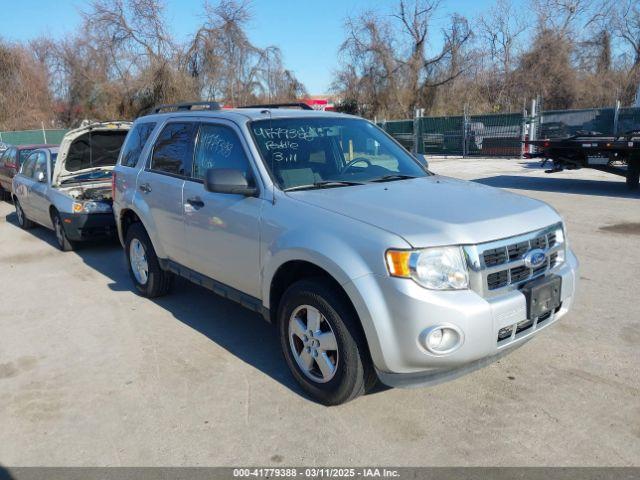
[[119, 122, 157, 168]]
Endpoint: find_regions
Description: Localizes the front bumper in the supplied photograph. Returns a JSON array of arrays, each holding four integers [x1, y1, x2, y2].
[[59, 212, 116, 241], [343, 248, 578, 387]]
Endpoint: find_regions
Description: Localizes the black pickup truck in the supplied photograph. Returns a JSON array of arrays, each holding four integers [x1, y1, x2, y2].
[[524, 130, 640, 190]]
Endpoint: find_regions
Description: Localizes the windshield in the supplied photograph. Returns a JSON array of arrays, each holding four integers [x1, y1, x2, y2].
[[18, 149, 35, 164], [250, 117, 428, 190], [60, 169, 112, 185]]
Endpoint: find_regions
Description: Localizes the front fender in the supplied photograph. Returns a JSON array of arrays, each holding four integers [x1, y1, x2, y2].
[[261, 230, 374, 308]]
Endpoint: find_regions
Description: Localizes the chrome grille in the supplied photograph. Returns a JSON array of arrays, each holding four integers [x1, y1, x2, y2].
[[463, 223, 564, 298]]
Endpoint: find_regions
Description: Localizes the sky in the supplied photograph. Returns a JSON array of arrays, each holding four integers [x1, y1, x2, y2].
[[0, 0, 509, 94]]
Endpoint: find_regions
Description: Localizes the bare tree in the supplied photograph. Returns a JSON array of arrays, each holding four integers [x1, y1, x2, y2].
[[0, 41, 54, 130], [334, 0, 472, 118], [613, 0, 640, 68], [478, 0, 527, 75], [185, 0, 305, 105]]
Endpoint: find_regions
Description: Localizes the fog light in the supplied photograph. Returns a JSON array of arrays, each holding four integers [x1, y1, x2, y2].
[[498, 326, 513, 341], [422, 326, 462, 354], [427, 328, 444, 349]]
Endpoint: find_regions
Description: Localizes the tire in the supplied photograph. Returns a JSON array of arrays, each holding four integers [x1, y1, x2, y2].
[[626, 161, 640, 191], [277, 278, 374, 405], [14, 199, 34, 230], [125, 222, 173, 298], [52, 212, 77, 251]]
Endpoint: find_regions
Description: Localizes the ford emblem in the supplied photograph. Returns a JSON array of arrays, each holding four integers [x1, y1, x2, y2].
[[524, 249, 546, 268]]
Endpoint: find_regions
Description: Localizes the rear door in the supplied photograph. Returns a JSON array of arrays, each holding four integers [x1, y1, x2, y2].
[[182, 120, 263, 298], [136, 121, 197, 264], [0, 148, 17, 191]]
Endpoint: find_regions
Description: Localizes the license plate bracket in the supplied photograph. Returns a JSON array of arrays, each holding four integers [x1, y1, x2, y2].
[[521, 274, 562, 319]]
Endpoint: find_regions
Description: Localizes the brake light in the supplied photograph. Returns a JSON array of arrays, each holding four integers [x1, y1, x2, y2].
[[543, 141, 550, 148]]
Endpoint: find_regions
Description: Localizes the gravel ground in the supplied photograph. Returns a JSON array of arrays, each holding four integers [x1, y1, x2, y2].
[[0, 157, 638, 467]]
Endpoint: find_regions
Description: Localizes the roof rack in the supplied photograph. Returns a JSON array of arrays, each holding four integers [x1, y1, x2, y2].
[[239, 102, 314, 111], [152, 102, 221, 114]]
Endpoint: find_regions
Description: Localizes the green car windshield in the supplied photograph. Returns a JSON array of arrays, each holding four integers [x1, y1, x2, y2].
[[250, 117, 428, 190]]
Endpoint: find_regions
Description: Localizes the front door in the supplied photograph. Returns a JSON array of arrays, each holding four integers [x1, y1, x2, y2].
[[14, 153, 38, 218], [30, 151, 51, 226], [182, 121, 263, 298]]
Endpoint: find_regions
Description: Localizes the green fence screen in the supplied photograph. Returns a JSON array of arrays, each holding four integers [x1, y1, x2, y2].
[[0, 129, 69, 146], [419, 116, 465, 155], [381, 106, 640, 157], [382, 120, 414, 151], [466, 113, 524, 156]]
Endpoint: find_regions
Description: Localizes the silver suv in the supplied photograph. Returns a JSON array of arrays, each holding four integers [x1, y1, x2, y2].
[[113, 102, 579, 405]]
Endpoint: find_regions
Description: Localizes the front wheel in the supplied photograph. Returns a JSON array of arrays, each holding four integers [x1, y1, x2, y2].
[[278, 278, 374, 405], [52, 213, 76, 251], [125, 222, 173, 298], [15, 199, 34, 230], [626, 161, 640, 190]]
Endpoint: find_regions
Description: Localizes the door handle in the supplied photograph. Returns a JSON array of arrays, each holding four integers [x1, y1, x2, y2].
[[186, 197, 205, 208], [139, 183, 152, 193]]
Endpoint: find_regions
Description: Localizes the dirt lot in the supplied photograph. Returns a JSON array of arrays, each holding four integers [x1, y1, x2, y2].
[[1, 158, 639, 467]]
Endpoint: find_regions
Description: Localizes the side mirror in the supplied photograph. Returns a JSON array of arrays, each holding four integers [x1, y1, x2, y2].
[[414, 153, 429, 170], [36, 171, 46, 183], [204, 168, 257, 196]]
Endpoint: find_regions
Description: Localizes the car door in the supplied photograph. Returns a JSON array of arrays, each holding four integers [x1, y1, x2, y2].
[[182, 121, 264, 298], [0, 148, 17, 191], [136, 121, 197, 265], [14, 153, 38, 217], [30, 151, 52, 226]]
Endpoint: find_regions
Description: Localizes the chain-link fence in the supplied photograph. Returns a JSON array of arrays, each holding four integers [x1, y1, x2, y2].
[[382, 106, 640, 157], [0, 129, 69, 146]]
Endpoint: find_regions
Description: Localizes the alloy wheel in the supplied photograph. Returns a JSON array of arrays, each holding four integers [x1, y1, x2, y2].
[[16, 203, 24, 226], [54, 217, 65, 248], [129, 238, 149, 285], [288, 305, 339, 383]]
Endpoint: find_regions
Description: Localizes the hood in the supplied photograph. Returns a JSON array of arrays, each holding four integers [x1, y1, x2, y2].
[[286, 175, 561, 247], [52, 122, 131, 186]]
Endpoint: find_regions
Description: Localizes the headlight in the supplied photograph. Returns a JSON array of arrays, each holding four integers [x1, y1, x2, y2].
[[552, 224, 567, 267], [72, 201, 112, 214], [386, 246, 469, 290], [555, 225, 565, 245]]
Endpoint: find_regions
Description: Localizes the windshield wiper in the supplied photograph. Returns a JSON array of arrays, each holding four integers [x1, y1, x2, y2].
[[284, 180, 367, 192], [369, 174, 417, 183]]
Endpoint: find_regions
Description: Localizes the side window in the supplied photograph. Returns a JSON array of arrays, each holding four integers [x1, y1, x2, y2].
[[192, 124, 252, 181], [120, 122, 156, 168], [3, 148, 16, 166], [21, 153, 37, 178], [33, 153, 47, 180], [150, 122, 196, 176]]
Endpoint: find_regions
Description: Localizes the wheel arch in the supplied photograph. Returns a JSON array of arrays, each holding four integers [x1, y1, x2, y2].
[[267, 258, 375, 372], [117, 205, 167, 259]]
